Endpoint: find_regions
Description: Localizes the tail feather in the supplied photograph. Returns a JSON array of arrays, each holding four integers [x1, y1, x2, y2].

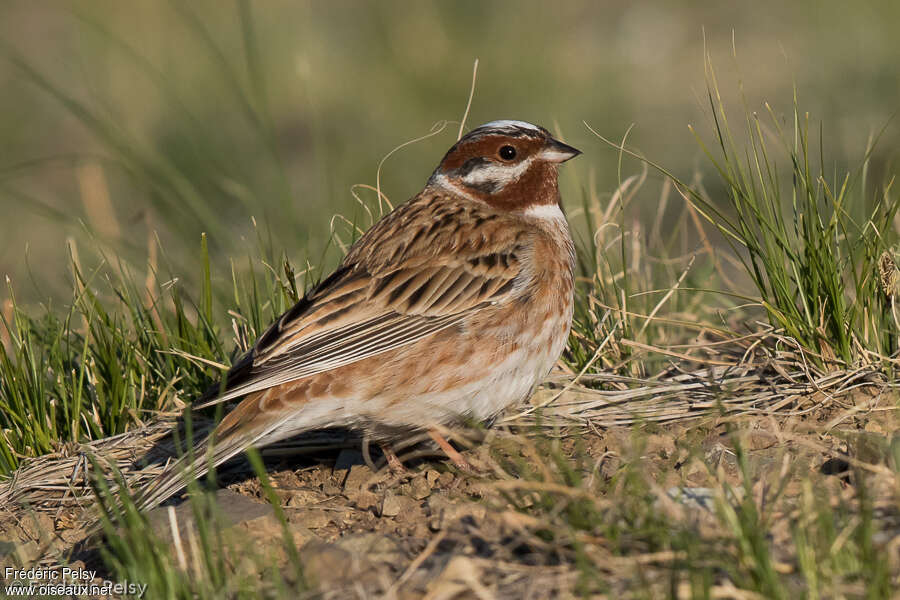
[[80, 393, 305, 547], [134, 390, 281, 511], [133, 427, 268, 512], [134, 438, 232, 512], [77, 428, 263, 548]]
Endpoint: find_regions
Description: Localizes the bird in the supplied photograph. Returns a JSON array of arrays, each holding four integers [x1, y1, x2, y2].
[[134, 120, 580, 511]]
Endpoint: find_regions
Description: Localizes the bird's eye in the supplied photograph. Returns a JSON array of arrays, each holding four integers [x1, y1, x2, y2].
[[498, 145, 517, 160]]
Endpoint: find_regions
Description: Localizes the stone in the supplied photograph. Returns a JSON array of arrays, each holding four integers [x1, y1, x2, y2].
[[425, 469, 441, 486], [236, 513, 285, 542], [381, 493, 417, 518], [289, 510, 331, 530], [0, 539, 17, 559], [274, 488, 294, 504], [0, 540, 38, 566], [322, 480, 343, 496], [427, 495, 486, 529], [145, 488, 274, 545], [408, 476, 432, 500], [300, 540, 387, 594], [343, 464, 373, 494], [599, 455, 622, 480], [19, 512, 54, 542], [336, 533, 403, 566], [350, 490, 379, 511], [646, 433, 677, 458], [846, 432, 889, 464], [425, 555, 484, 599], [285, 489, 325, 507]]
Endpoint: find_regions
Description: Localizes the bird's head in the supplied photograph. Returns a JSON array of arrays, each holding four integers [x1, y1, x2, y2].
[[428, 120, 581, 211]]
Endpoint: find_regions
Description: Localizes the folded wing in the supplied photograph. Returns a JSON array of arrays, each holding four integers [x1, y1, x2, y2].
[[195, 196, 530, 409]]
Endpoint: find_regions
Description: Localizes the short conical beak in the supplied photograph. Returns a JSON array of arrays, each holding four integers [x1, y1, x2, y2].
[[541, 138, 582, 163]]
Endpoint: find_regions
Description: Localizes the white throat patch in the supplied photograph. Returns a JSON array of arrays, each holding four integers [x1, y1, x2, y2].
[[523, 203, 567, 223]]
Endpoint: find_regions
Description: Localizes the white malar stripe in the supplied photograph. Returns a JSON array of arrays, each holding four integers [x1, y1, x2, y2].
[[479, 120, 542, 133], [524, 203, 567, 224], [462, 157, 534, 188]]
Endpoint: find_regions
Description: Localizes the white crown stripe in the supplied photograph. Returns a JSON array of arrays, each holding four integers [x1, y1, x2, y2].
[[476, 120, 542, 133]]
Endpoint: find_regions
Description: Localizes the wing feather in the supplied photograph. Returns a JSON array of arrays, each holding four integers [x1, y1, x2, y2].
[[195, 195, 530, 409]]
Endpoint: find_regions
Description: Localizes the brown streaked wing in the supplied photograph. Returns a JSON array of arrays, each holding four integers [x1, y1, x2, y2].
[[194, 194, 530, 409]]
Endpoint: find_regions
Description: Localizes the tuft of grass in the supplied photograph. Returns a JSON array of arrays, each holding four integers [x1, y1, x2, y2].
[[0, 231, 308, 474], [567, 158, 729, 380], [690, 79, 899, 366], [648, 60, 897, 368], [583, 55, 900, 372]]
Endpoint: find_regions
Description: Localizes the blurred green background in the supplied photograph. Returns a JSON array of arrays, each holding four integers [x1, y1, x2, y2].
[[1, 0, 897, 304]]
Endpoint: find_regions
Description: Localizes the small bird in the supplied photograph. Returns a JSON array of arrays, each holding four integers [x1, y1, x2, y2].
[[136, 120, 580, 511]]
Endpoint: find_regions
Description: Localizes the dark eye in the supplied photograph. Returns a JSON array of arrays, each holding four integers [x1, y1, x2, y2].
[[498, 145, 517, 160]]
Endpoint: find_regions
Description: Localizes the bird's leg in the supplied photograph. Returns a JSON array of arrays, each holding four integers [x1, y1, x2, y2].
[[379, 442, 408, 474], [427, 427, 474, 472], [361, 432, 407, 474], [361, 435, 377, 471]]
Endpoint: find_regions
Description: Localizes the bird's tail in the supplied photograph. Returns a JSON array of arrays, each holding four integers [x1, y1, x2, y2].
[[131, 429, 256, 513], [74, 425, 263, 553], [77, 394, 287, 549], [133, 392, 282, 512]]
